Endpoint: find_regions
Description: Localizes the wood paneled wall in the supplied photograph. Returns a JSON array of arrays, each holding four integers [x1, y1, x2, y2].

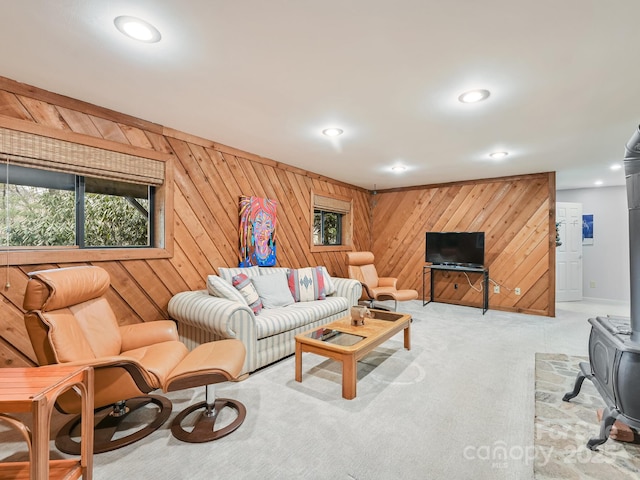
[[0, 77, 370, 367], [371, 174, 556, 316], [0, 76, 555, 369]]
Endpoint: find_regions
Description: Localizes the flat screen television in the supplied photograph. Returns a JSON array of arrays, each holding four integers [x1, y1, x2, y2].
[[425, 231, 485, 267]]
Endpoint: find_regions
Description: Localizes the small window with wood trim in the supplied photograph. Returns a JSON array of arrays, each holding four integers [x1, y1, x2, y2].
[[311, 191, 353, 251]]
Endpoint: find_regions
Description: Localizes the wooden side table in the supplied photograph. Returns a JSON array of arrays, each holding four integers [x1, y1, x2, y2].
[[0, 365, 94, 480]]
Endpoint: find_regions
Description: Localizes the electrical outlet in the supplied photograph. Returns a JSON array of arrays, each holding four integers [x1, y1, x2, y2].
[[515, 287, 521, 295], [590, 281, 596, 289], [494, 285, 500, 294]]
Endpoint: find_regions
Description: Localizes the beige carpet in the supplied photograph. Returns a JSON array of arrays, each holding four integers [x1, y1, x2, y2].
[[534, 353, 640, 479], [2, 302, 635, 479]]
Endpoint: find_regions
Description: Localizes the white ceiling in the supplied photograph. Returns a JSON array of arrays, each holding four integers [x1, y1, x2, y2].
[[1, 0, 637, 191]]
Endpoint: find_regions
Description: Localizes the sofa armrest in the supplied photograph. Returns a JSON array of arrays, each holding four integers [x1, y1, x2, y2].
[[119, 320, 179, 352], [168, 290, 257, 343], [330, 277, 362, 306]]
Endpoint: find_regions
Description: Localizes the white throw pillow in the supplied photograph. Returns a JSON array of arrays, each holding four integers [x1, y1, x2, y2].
[[251, 271, 295, 308], [206, 275, 246, 304]]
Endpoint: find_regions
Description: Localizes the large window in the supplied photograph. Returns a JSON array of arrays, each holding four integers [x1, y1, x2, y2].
[[310, 191, 353, 251], [0, 125, 172, 264], [0, 165, 153, 248]]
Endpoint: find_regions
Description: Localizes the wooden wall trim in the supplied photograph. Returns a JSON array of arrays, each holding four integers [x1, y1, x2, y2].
[[0, 115, 173, 162], [0, 75, 164, 134], [163, 125, 370, 194], [377, 171, 553, 194], [162, 126, 217, 149], [547, 171, 556, 317]]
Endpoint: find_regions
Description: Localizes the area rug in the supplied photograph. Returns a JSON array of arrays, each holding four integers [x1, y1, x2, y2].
[[534, 353, 640, 479]]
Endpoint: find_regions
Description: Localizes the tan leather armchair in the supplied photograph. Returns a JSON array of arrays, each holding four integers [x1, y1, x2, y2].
[[346, 251, 418, 311], [23, 265, 247, 452]]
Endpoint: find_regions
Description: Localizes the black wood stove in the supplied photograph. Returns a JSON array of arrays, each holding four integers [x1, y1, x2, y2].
[[563, 125, 640, 450]]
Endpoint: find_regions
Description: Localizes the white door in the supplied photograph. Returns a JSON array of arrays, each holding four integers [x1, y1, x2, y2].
[[556, 202, 583, 301]]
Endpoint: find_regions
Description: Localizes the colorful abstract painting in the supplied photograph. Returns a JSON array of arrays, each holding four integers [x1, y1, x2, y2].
[[239, 195, 277, 267]]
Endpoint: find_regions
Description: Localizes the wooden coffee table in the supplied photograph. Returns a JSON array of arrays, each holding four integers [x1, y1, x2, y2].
[[295, 309, 411, 399]]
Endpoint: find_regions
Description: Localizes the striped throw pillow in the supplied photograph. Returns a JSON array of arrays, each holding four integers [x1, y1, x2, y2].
[[232, 273, 263, 315]]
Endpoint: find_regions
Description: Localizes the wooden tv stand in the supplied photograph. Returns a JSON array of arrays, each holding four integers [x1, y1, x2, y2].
[[422, 264, 489, 314]]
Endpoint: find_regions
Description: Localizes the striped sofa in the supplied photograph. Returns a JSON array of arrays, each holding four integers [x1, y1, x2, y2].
[[168, 267, 362, 376]]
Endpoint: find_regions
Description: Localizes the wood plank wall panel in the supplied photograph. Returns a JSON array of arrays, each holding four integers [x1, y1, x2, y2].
[[0, 76, 371, 367], [371, 174, 555, 316], [0, 76, 553, 367]]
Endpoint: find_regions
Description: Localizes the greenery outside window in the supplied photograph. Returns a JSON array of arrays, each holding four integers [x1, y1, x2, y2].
[[83, 177, 153, 247], [310, 191, 352, 252], [314, 210, 342, 245], [1, 165, 153, 248]]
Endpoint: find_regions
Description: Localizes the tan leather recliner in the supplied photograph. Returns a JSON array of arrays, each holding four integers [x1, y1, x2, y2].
[[23, 265, 247, 452], [346, 251, 418, 311]]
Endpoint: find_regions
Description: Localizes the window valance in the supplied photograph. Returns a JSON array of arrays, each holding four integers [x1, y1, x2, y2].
[[0, 127, 164, 185], [313, 194, 352, 214]]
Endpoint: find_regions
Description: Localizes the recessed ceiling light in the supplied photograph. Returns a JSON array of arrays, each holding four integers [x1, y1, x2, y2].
[[489, 151, 509, 160], [610, 163, 622, 171], [114, 16, 161, 43], [322, 128, 343, 137], [391, 165, 407, 172], [458, 89, 490, 103], [594, 180, 604, 186]]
